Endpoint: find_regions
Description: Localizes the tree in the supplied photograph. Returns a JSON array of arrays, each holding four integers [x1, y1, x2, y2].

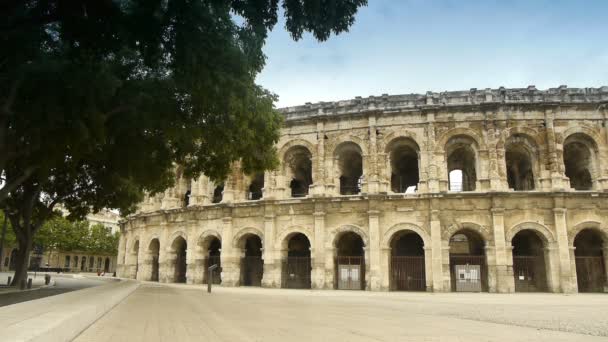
[[2, 0, 367, 286]]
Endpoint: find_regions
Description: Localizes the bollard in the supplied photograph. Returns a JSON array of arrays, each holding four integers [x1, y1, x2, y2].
[[207, 264, 218, 293], [7, 276, 11, 285], [44, 274, 51, 285], [27, 278, 32, 289]]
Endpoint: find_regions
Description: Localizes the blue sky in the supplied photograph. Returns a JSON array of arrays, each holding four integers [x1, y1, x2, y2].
[[256, 0, 608, 107]]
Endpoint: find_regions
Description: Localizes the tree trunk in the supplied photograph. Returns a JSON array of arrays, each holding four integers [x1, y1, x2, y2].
[[10, 236, 32, 287]]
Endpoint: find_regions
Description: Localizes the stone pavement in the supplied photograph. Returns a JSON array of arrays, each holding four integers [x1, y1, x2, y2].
[[75, 284, 608, 342]]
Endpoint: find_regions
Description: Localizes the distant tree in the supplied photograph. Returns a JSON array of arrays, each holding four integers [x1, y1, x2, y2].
[[2, 0, 367, 286], [87, 224, 119, 255]]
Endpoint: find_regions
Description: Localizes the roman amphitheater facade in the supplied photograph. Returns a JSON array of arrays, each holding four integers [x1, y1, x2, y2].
[[117, 86, 608, 293]]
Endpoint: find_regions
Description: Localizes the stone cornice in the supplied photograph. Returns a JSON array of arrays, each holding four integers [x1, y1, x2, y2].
[[278, 86, 608, 122]]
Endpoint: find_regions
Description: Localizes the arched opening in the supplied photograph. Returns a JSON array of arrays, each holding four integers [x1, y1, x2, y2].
[[74, 256, 79, 271], [390, 231, 426, 291], [97, 257, 102, 270], [281, 233, 311, 289], [564, 134, 596, 190], [387, 138, 420, 193], [132, 240, 139, 278], [335, 232, 365, 290], [248, 173, 264, 200], [148, 239, 160, 282], [64, 255, 70, 269], [574, 229, 606, 292], [285, 146, 313, 197], [446, 136, 477, 191], [88, 256, 94, 271], [449, 230, 488, 292], [505, 134, 536, 191], [511, 230, 548, 292], [104, 258, 110, 273], [335, 143, 363, 195], [239, 234, 263, 286], [81, 256, 87, 271], [171, 236, 187, 283], [203, 237, 222, 284], [212, 184, 224, 203]]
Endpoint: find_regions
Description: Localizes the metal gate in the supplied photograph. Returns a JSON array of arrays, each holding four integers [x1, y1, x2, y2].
[[204, 256, 222, 284], [513, 256, 547, 292], [450, 256, 487, 292], [282, 257, 311, 289], [336, 256, 365, 290], [576, 256, 607, 293], [240, 256, 263, 286], [391, 256, 426, 291]]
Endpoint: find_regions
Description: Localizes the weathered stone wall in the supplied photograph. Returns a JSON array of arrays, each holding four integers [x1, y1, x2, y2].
[[117, 86, 608, 293]]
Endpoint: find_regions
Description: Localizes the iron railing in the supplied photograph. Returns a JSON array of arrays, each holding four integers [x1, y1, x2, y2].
[[575, 256, 606, 293], [281, 257, 311, 289], [390, 256, 426, 291], [240, 256, 263, 286], [513, 255, 548, 292]]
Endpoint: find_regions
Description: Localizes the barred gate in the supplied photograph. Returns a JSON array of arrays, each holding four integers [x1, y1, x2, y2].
[[204, 256, 222, 284], [513, 256, 547, 292], [576, 256, 606, 293], [450, 255, 487, 292], [281, 257, 311, 289], [240, 256, 263, 286], [390, 256, 426, 291], [335, 256, 365, 290]]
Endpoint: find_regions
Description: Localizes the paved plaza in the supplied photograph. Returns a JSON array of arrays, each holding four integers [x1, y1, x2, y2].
[[75, 284, 608, 342]]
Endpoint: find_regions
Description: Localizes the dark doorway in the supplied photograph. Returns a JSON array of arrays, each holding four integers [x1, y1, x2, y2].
[[104, 258, 110, 273], [204, 237, 222, 284], [563, 134, 595, 190], [512, 230, 548, 292], [212, 184, 224, 203], [285, 146, 313, 197], [172, 237, 187, 283], [390, 231, 426, 291], [149, 239, 160, 281], [574, 229, 606, 293], [248, 174, 264, 200], [335, 232, 365, 290], [282, 233, 312, 289], [336, 143, 363, 195], [447, 136, 477, 191], [449, 230, 488, 292], [388, 139, 419, 193], [505, 136, 536, 191], [240, 235, 263, 286]]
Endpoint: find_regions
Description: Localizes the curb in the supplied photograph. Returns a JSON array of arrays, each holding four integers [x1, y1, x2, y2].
[[0, 280, 56, 296], [0, 279, 139, 342]]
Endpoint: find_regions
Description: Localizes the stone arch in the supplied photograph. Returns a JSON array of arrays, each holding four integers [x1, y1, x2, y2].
[[496, 127, 543, 151], [278, 139, 316, 162], [167, 230, 188, 251], [145, 234, 161, 250], [506, 222, 555, 245], [443, 222, 493, 244], [569, 221, 608, 247], [129, 236, 141, 252], [434, 127, 486, 153], [502, 132, 542, 191], [327, 134, 369, 157], [382, 223, 430, 248], [561, 131, 602, 190], [378, 130, 421, 153], [232, 227, 265, 248], [275, 225, 314, 250], [328, 224, 369, 248], [198, 229, 222, 246], [560, 126, 604, 148]]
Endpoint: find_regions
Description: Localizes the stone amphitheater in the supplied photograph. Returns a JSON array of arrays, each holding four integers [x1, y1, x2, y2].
[[117, 86, 608, 293]]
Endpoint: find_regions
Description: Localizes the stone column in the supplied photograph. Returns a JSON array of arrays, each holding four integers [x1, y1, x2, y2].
[[312, 211, 326, 289], [430, 209, 444, 291], [553, 208, 575, 293], [367, 210, 381, 290], [603, 247, 608, 290], [310, 121, 326, 196], [366, 115, 380, 194], [545, 242, 561, 293], [324, 246, 336, 289], [491, 208, 512, 292], [186, 234, 197, 284], [262, 213, 279, 288], [380, 247, 391, 291], [423, 246, 433, 292], [220, 216, 238, 286], [116, 233, 127, 277]]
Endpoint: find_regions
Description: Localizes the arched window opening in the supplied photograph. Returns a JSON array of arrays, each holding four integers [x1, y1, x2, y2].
[[512, 230, 548, 292], [446, 136, 477, 191], [449, 230, 487, 292], [282, 233, 311, 289], [248, 173, 264, 200], [171, 237, 187, 283], [505, 135, 536, 191], [564, 134, 596, 190], [81, 257, 87, 271], [390, 231, 425, 291], [148, 239, 160, 282], [64, 255, 70, 269], [574, 229, 606, 292], [335, 232, 365, 290], [104, 258, 111, 273], [212, 184, 224, 203], [204, 237, 222, 284], [240, 234, 263, 286], [89, 257, 94, 270], [388, 139, 419, 193], [335, 143, 363, 195], [285, 146, 313, 197]]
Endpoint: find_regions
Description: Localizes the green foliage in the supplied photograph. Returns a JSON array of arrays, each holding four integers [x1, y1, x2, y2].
[[0, 211, 16, 247], [35, 217, 118, 255]]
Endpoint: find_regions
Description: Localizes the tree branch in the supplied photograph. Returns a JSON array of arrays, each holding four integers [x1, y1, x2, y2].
[[0, 167, 36, 204]]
